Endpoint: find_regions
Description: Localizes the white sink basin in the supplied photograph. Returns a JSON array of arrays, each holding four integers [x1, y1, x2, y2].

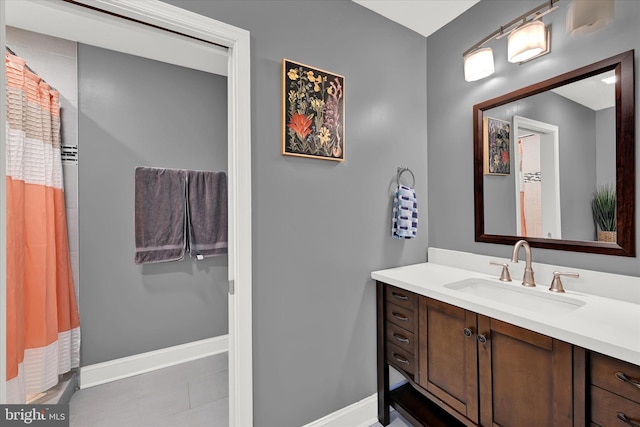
[[444, 278, 585, 315]]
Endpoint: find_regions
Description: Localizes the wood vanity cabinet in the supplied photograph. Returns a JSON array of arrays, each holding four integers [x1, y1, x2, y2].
[[475, 313, 574, 427], [377, 281, 577, 427], [417, 297, 479, 423], [384, 284, 420, 378], [378, 283, 462, 426], [589, 352, 640, 426]]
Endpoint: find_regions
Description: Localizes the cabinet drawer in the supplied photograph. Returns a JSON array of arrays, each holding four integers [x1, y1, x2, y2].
[[591, 385, 640, 427], [386, 341, 416, 376], [384, 285, 418, 310], [591, 352, 640, 404], [386, 301, 417, 333], [385, 321, 415, 354]]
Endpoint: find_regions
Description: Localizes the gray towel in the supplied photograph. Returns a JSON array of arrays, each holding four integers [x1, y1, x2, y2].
[[187, 170, 228, 257], [135, 167, 187, 264]]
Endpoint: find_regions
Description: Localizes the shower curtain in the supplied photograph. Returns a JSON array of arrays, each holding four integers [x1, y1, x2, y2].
[[518, 136, 543, 238], [5, 51, 80, 403]]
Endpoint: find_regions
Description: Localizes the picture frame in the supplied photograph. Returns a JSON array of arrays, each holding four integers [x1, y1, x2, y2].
[[282, 59, 345, 161], [483, 117, 511, 175]]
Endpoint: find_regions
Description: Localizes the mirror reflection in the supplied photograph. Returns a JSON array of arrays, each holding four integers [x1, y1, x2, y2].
[[473, 50, 635, 257], [483, 70, 616, 242]]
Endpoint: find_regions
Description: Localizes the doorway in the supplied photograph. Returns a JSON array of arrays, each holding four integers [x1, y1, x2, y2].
[[0, 1, 252, 426], [512, 115, 562, 239]]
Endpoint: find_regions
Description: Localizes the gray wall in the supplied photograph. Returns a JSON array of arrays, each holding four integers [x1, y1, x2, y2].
[[163, 1, 429, 426], [427, 0, 640, 276], [596, 106, 616, 188], [484, 91, 598, 241], [78, 44, 229, 365]]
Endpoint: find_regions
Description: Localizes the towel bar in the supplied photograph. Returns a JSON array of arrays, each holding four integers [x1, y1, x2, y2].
[[396, 167, 415, 188]]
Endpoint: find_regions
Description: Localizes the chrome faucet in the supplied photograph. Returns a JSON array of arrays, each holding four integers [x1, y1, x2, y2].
[[511, 239, 535, 287]]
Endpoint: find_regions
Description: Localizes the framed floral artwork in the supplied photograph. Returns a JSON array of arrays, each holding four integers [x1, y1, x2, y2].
[[282, 59, 345, 161], [483, 117, 511, 175]]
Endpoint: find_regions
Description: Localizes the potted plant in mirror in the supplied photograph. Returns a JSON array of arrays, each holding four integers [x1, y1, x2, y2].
[[591, 184, 616, 242]]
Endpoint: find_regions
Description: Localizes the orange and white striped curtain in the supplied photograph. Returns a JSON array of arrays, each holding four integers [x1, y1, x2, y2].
[[5, 51, 80, 403], [518, 136, 543, 238]]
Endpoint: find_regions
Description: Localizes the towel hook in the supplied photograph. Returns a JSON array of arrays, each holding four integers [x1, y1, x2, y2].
[[396, 167, 415, 188]]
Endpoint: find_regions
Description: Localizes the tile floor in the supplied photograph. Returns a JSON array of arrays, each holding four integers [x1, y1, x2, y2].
[[370, 411, 412, 427], [69, 351, 411, 427], [69, 353, 228, 427]]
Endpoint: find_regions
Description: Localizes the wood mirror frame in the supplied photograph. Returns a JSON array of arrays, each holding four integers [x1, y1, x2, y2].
[[473, 50, 635, 256]]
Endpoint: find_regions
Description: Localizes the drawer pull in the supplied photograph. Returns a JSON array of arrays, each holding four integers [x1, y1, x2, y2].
[[391, 292, 409, 301], [477, 334, 488, 344], [616, 371, 640, 389], [393, 333, 410, 343], [392, 312, 409, 322], [616, 412, 640, 427], [392, 353, 410, 364], [463, 327, 474, 337]]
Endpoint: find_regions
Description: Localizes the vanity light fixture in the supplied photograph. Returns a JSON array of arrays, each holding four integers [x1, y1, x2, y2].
[[463, 0, 560, 82], [463, 47, 495, 82], [507, 20, 549, 63], [566, 0, 615, 36]]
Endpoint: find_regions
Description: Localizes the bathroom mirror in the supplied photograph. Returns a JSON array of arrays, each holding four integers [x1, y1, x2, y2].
[[473, 50, 635, 256]]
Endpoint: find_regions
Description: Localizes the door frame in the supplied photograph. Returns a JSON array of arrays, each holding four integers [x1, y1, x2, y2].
[[512, 115, 562, 239], [0, 1, 253, 426]]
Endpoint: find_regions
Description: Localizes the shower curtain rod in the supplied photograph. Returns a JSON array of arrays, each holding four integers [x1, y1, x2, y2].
[[5, 45, 58, 91]]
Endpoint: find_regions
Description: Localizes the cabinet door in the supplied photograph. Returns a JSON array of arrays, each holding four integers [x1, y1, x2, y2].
[[419, 297, 479, 423], [477, 315, 573, 427]]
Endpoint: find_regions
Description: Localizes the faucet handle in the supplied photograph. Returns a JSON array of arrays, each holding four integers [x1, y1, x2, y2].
[[549, 271, 579, 293], [490, 261, 512, 282]]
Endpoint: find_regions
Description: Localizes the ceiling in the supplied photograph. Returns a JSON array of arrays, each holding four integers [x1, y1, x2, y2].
[[353, 0, 612, 111], [8, 0, 614, 111], [353, 0, 480, 38], [552, 70, 615, 111], [5, 0, 228, 75]]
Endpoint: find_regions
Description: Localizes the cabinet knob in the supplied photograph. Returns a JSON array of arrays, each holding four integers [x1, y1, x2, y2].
[[616, 371, 640, 389], [616, 412, 640, 427], [477, 334, 488, 344], [463, 327, 474, 337]]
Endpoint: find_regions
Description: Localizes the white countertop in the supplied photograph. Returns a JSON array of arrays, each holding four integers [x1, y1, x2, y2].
[[372, 261, 640, 366]]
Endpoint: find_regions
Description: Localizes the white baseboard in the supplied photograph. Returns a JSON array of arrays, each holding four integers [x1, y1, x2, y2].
[[79, 335, 228, 389], [302, 393, 378, 427]]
